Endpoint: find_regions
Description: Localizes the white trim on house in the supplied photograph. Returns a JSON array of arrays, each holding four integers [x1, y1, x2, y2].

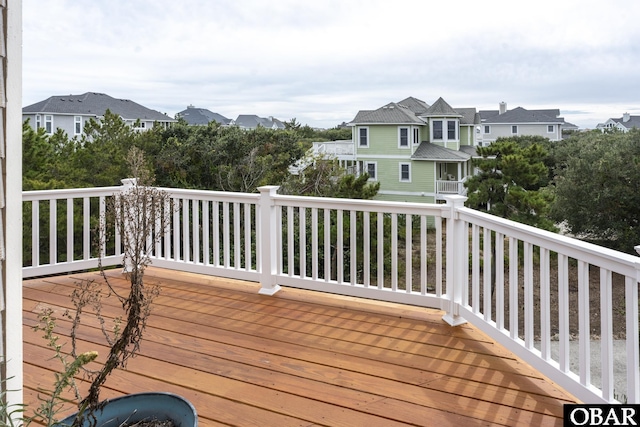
[[398, 126, 410, 149], [399, 162, 411, 183], [74, 116, 82, 135], [357, 160, 377, 181], [359, 154, 414, 160], [377, 190, 436, 198], [430, 118, 460, 149], [358, 127, 369, 148]]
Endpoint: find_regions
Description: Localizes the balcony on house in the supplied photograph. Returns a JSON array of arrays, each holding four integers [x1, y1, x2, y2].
[[436, 175, 468, 200], [21, 181, 640, 425], [289, 139, 356, 175], [436, 176, 468, 197]]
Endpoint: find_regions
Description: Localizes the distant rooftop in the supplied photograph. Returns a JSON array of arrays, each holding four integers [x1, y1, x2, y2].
[[177, 105, 231, 125], [22, 92, 175, 122]]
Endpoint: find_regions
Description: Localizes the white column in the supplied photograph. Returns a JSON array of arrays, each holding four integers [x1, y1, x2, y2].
[[257, 186, 281, 295], [4, 0, 24, 420], [442, 195, 468, 326]]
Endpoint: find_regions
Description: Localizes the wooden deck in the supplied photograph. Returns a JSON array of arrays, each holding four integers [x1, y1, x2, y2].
[[22, 267, 577, 426]]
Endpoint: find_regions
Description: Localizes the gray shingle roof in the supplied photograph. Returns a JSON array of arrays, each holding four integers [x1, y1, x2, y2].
[[350, 96, 479, 126], [613, 116, 640, 129], [480, 107, 563, 124], [421, 97, 462, 118], [22, 92, 175, 122], [456, 108, 480, 125], [397, 96, 430, 115], [459, 145, 479, 157], [234, 114, 285, 129], [349, 102, 424, 125], [411, 142, 471, 161], [177, 106, 230, 125]]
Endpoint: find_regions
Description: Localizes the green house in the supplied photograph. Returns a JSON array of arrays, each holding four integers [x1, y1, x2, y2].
[[349, 96, 480, 203]]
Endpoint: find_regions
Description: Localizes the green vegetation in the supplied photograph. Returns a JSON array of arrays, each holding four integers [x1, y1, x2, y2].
[[23, 113, 359, 196], [549, 129, 640, 252], [465, 136, 555, 231], [466, 130, 640, 253]]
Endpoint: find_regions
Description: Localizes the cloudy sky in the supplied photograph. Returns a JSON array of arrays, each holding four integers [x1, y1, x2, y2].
[[22, 0, 640, 129]]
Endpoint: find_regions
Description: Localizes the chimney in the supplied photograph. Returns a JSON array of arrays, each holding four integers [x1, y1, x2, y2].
[[499, 102, 507, 115], [623, 112, 630, 122]]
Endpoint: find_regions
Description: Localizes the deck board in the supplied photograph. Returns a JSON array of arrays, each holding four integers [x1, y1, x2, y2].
[[23, 267, 577, 426]]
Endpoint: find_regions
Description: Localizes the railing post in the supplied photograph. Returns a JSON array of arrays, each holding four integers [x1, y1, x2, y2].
[[442, 195, 468, 326], [258, 186, 281, 295], [120, 178, 136, 273]]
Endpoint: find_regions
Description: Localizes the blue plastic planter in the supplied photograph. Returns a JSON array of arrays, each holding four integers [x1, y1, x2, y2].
[[57, 392, 197, 427]]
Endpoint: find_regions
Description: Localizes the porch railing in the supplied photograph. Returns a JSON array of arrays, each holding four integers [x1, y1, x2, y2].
[[22, 181, 640, 404], [436, 179, 467, 195]]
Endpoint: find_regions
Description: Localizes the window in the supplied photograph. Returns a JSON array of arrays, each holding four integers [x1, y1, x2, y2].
[[511, 125, 518, 134], [35, 114, 41, 129], [399, 163, 411, 182], [74, 116, 82, 135], [365, 162, 377, 180], [484, 125, 491, 134], [44, 115, 53, 134], [432, 119, 458, 141], [432, 120, 443, 139], [547, 125, 554, 133], [447, 120, 456, 140], [398, 127, 409, 148], [358, 127, 369, 147], [413, 128, 420, 144]]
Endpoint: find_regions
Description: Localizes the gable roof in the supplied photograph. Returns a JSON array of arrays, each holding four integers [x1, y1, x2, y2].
[[177, 105, 230, 125], [421, 97, 462, 118], [349, 102, 424, 125], [350, 96, 479, 126], [411, 142, 471, 161], [22, 92, 175, 122], [611, 115, 640, 129], [480, 107, 564, 124], [397, 96, 430, 115]]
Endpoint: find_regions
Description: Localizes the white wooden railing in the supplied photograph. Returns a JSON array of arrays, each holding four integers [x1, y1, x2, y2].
[[436, 179, 467, 195], [22, 182, 640, 405]]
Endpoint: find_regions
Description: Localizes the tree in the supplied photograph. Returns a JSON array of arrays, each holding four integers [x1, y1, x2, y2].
[[465, 138, 555, 230], [550, 129, 640, 252], [67, 110, 137, 187]]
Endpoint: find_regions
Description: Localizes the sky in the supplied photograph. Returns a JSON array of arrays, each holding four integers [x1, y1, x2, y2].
[[22, 0, 640, 130]]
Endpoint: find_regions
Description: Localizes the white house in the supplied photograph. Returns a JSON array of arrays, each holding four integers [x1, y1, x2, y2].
[[479, 102, 567, 145], [596, 113, 640, 132]]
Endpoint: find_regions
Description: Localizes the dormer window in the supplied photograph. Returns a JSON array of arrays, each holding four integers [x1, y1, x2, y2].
[[431, 119, 458, 142]]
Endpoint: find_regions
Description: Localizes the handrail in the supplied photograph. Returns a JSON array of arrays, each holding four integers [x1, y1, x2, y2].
[[22, 182, 640, 404]]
